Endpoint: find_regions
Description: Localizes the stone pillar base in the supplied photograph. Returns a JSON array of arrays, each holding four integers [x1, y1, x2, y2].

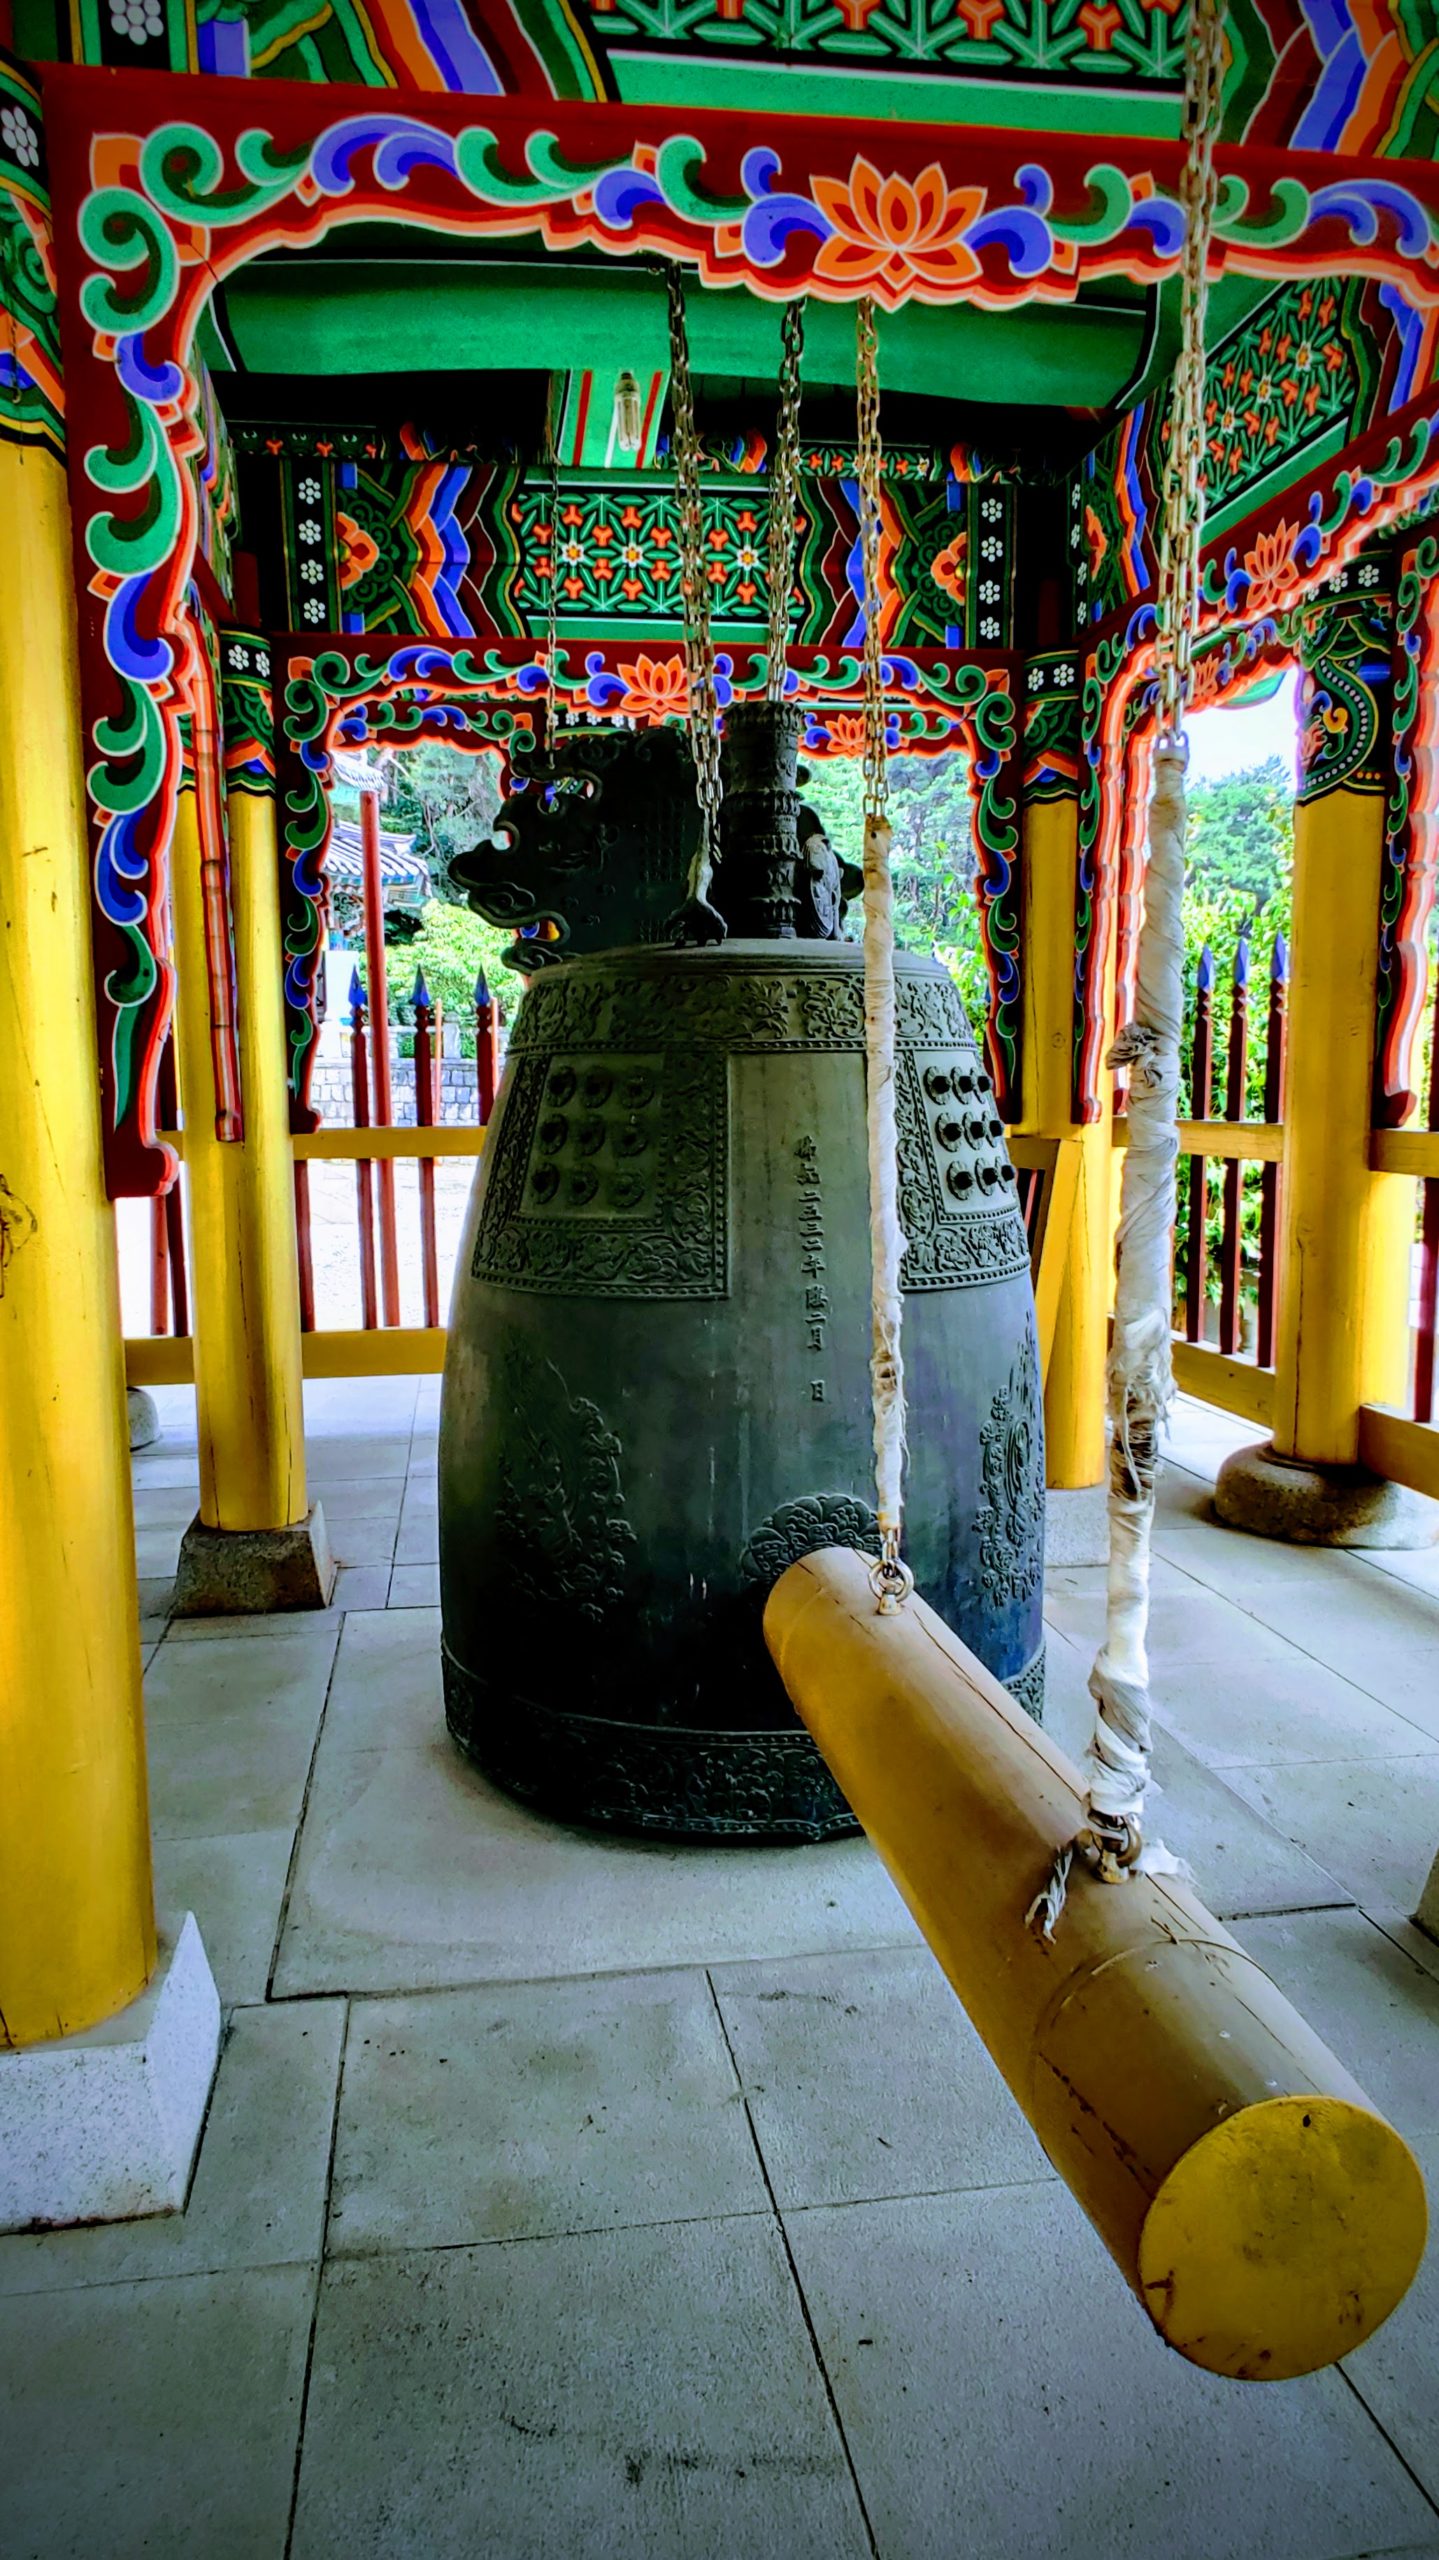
[[171, 1501, 336, 1615], [1416, 1848, 1439, 1944], [1214, 1440, 1439, 1550], [0, 1915, 220, 2233], [127, 1386, 160, 1451]]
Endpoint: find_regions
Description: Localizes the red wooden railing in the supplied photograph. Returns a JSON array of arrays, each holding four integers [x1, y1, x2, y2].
[[1177, 934, 1289, 1364], [1414, 965, 1439, 1423]]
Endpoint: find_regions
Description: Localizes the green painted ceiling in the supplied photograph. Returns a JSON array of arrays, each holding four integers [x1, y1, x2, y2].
[[211, 248, 1159, 414]]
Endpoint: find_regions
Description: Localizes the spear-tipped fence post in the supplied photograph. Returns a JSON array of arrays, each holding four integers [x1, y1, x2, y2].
[[1219, 935, 1250, 1356], [349, 964, 379, 1331], [1185, 943, 1215, 1344], [475, 970, 501, 1125], [412, 965, 441, 1329], [1256, 932, 1289, 1374]]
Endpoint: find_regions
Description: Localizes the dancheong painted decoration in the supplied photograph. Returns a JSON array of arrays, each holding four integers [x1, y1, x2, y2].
[[4, 0, 1436, 1188]]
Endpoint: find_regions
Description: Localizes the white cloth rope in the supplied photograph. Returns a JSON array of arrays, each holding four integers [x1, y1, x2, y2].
[[1029, 0, 1223, 1932], [855, 299, 912, 1612], [1085, 745, 1186, 1828], [862, 811, 907, 1550]]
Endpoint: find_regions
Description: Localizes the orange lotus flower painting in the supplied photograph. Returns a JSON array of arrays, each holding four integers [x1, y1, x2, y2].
[[617, 654, 690, 721], [812, 159, 985, 305]]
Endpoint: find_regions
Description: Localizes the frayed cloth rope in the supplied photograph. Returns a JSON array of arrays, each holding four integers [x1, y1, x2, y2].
[[862, 811, 907, 1547], [1028, 745, 1191, 1934]]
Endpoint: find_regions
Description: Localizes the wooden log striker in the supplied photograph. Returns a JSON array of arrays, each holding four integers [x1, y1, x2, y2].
[[764, 1546, 1426, 2381]]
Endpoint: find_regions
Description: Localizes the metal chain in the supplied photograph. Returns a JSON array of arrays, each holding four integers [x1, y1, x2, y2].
[[1154, 0, 1226, 743], [856, 298, 889, 830], [544, 397, 561, 759], [766, 297, 807, 701], [665, 263, 724, 913]]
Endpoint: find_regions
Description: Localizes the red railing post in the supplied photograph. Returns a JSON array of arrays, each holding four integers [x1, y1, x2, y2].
[[350, 965, 379, 1332], [360, 788, 403, 1326], [294, 1162, 316, 1334], [1218, 935, 1250, 1356], [1185, 944, 1215, 1344], [475, 969, 501, 1125], [151, 1036, 188, 1335], [1256, 932, 1289, 1374], [412, 966, 441, 1330], [1414, 968, 1439, 1423]]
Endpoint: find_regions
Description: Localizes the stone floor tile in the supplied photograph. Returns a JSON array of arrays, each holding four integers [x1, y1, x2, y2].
[[1366, 1914, 1439, 1985], [1043, 1577, 1295, 1664], [0, 2262, 316, 2560], [273, 1733, 917, 1997], [387, 1563, 440, 1608], [137, 1573, 175, 1618], [0, 2000, 344, 2295], [321, 1607, 443, 1750], [332, 1564, 392, 1613], [1222, 1756, 1439, 1913], [1042, 1634, 1350, 1916], [1213, 1569, 1439, 1743], [1044, 1556, 1189, 1602], [132, 1483, 206, 1529], [146, 1700, 323, 1841], [140, 1617, 169, 1655], [1233, 1908, 1439, 2149], [1354, 1544, 1439, 1599], [136, 1525, 183, 1578], [711, 1945, 1050, 2209], [786, 2184, 1437, 2560], [306, 1436, 413, 1482], [311, 1477, 405, 1526], [328, 1516, 402, 1569], [143, 1623, 337, 1722], [330, 1971, 763, 2255], [291, 2219, 870, 2560], [129, 1454, 202, 1491], [151, 1828, 297, 2004], [166, 1608, 340, 1645], [393, 1481, 439, 1566], [1154, 1646, 1431, 1771]]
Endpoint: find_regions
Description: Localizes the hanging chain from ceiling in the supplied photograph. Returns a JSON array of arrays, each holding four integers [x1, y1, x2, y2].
[[665, 263, 726, 931], [766, 297, 807, 703]]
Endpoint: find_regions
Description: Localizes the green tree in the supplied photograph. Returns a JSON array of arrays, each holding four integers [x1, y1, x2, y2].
[[380, 743, 502, 904], [1186, 757, 1293, 921]]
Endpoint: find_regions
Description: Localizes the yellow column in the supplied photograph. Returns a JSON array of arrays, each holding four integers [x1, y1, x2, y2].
[[0, 442, 155, 2045], [1019, 790, 1114, 1487], [1271, 784, 1414, 1465], [168, 727, 308, 1532]]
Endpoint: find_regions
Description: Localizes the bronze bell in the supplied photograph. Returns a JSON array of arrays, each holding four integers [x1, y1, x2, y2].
[[439, 709, 1045, 1840]]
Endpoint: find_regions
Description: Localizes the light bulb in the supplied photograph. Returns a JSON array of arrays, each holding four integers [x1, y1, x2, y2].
[[613, 370, 644, 455]]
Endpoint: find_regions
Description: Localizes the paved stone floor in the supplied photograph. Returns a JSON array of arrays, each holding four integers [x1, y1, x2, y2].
[[5, 1382, 1439, 2560]]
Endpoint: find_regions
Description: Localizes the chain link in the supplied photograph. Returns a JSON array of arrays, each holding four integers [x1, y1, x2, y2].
[[856, 297, 889, 830], [1154, 0, 1226, 742], [665, 264, 725, 909], [766, 297, 807, 701], [544, 401, 561, 754]]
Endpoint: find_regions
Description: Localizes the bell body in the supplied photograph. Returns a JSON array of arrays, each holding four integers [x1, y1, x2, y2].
[[439, 939, 1045, 1841]]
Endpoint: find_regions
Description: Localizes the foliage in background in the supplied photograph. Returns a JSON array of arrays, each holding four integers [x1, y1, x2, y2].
[[1185, 756, 1293, 921], [1172, 764, 1295, 1325], [800, 752, 988, 1032]]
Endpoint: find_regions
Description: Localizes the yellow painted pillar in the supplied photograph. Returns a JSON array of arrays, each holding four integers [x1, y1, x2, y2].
[[168, 664, 309, 1535], [1018, 789, 1114, 1488], [1270, 783, 1413, 1465], [0, 441, 155, 2045]]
